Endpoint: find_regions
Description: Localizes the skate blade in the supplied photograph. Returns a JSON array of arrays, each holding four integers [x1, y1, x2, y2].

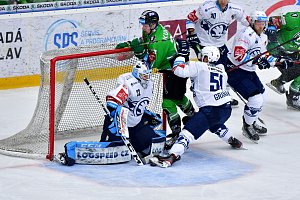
[[231, 104, 239, 108], [266, 83, 285, 95], [149, 157, 170, 168], [232, 145, 248, 150], [242, 132, 259, 144], [287, 105, 300, 111]]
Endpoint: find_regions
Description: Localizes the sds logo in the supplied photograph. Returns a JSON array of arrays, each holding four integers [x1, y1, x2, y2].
[[44, 19, 80, 51]]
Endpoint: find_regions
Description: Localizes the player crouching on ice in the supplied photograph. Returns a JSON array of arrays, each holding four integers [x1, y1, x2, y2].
[[149, 46, 244, 168], [56, 60, 165, 166]]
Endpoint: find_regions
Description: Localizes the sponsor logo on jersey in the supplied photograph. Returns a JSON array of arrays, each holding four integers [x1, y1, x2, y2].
[[187, 10, 199, 22], [116, 87, 128, 104], [248, 47, 261, 57], [214, 90, 230, 100], [233, 46, 246, 62]]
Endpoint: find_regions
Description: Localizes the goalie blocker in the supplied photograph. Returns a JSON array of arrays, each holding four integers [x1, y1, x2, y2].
[[56, 130, 166, 166]]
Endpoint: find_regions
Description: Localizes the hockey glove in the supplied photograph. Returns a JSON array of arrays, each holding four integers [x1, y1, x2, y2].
[[186, 33, 201, 58], [279, 59, 294, 69], [115, 41, 130, 49], [176, 39, 190, 62], [186, 33, 200, 47], [253, 57, 271, 69], [264, 26, 277, 43], [130, 38, 147, 59]]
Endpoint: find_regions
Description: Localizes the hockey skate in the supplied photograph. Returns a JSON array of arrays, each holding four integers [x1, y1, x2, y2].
[[164, 133, 179, 150], [266, 79, 286, 94], [242, 118, 260, 143], [230, 99, 239, 108], [149, 153, 181, 168], [53, 153, 67, 165], [252, 121, 267, 135], [286, 91, 300, 111], [228, 137, 247, 150]]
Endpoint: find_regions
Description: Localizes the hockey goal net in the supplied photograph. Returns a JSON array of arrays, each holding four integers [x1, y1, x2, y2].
[[0, 45, 164, 160]]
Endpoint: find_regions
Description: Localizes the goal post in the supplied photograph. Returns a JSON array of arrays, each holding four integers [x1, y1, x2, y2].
[[0, 45, 165, 160]]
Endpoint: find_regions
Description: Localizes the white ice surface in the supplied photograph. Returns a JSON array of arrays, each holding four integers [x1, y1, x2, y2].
[[0, 67, 300, 200]]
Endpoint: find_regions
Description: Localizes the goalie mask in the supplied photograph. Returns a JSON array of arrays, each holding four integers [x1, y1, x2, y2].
[[201, 46, 220, 63], [132, 60, 152, 88]]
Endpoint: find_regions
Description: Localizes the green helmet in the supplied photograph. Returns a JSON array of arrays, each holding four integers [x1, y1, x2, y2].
[[281, 12, 300, 31]]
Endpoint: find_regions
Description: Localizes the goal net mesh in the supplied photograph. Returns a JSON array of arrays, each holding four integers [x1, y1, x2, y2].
[[0, 44, 164, 160]]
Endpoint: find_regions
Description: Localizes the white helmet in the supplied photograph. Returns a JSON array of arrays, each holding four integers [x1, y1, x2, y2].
[[201, 46, 220, 63], [132, 60, 152, 88], [249, 11, 268, 26]]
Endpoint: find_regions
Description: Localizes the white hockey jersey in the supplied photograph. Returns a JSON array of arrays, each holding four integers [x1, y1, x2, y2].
[[106, 73, 153, 127], [186, 0, 249, 47], [228, 26, 270, 72], [173, 61, 231, 108]]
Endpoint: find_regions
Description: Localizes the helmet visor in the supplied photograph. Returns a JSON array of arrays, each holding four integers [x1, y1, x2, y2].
[[139, 18, 146, 25]]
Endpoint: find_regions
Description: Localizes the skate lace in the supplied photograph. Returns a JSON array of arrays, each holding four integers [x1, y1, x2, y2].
[[244, 125, 257, 136], [293, 99, 300, 107], [253, 122, 264, 130]]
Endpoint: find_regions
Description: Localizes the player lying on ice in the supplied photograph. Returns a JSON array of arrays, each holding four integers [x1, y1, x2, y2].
[[56, 60, 166, 166], [149, 46, 245, 168]]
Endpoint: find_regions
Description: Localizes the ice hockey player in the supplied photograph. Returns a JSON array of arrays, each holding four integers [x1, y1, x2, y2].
[[115, 10, 195, 150], [149, 46, 244, 168], [265, 11, 300, 110], [56, 60, 165, 166], [226, 11, 294, 142], [186, 0, 250, 107]]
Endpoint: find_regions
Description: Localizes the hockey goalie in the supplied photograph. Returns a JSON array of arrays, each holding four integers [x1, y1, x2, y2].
[[56, 60, 166, 166]]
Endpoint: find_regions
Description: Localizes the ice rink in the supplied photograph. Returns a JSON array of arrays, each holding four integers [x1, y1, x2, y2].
[[0, 67, 300, 200]]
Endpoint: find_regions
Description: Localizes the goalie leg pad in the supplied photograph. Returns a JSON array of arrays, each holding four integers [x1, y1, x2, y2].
[[62, 141, 131, 165]]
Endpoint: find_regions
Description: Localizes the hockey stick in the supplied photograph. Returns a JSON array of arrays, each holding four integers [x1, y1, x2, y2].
[[227, 36, 300, 72], [230, 87, 265, 125], [83, 78, 145, 166]]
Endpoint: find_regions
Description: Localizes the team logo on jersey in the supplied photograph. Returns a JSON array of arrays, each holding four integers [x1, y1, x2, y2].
[[201, 20, 228, 39], [127, 97, 150, 116]]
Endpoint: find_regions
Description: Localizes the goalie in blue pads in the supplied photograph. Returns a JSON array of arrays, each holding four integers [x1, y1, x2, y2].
[[56, 60, 166, 166]]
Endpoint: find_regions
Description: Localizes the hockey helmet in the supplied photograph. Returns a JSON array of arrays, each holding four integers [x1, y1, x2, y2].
[[201, 46, 220, 63], [249, 11, 268, 27], [139, 10, 159, 26], [132, 60, 152, 88]]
